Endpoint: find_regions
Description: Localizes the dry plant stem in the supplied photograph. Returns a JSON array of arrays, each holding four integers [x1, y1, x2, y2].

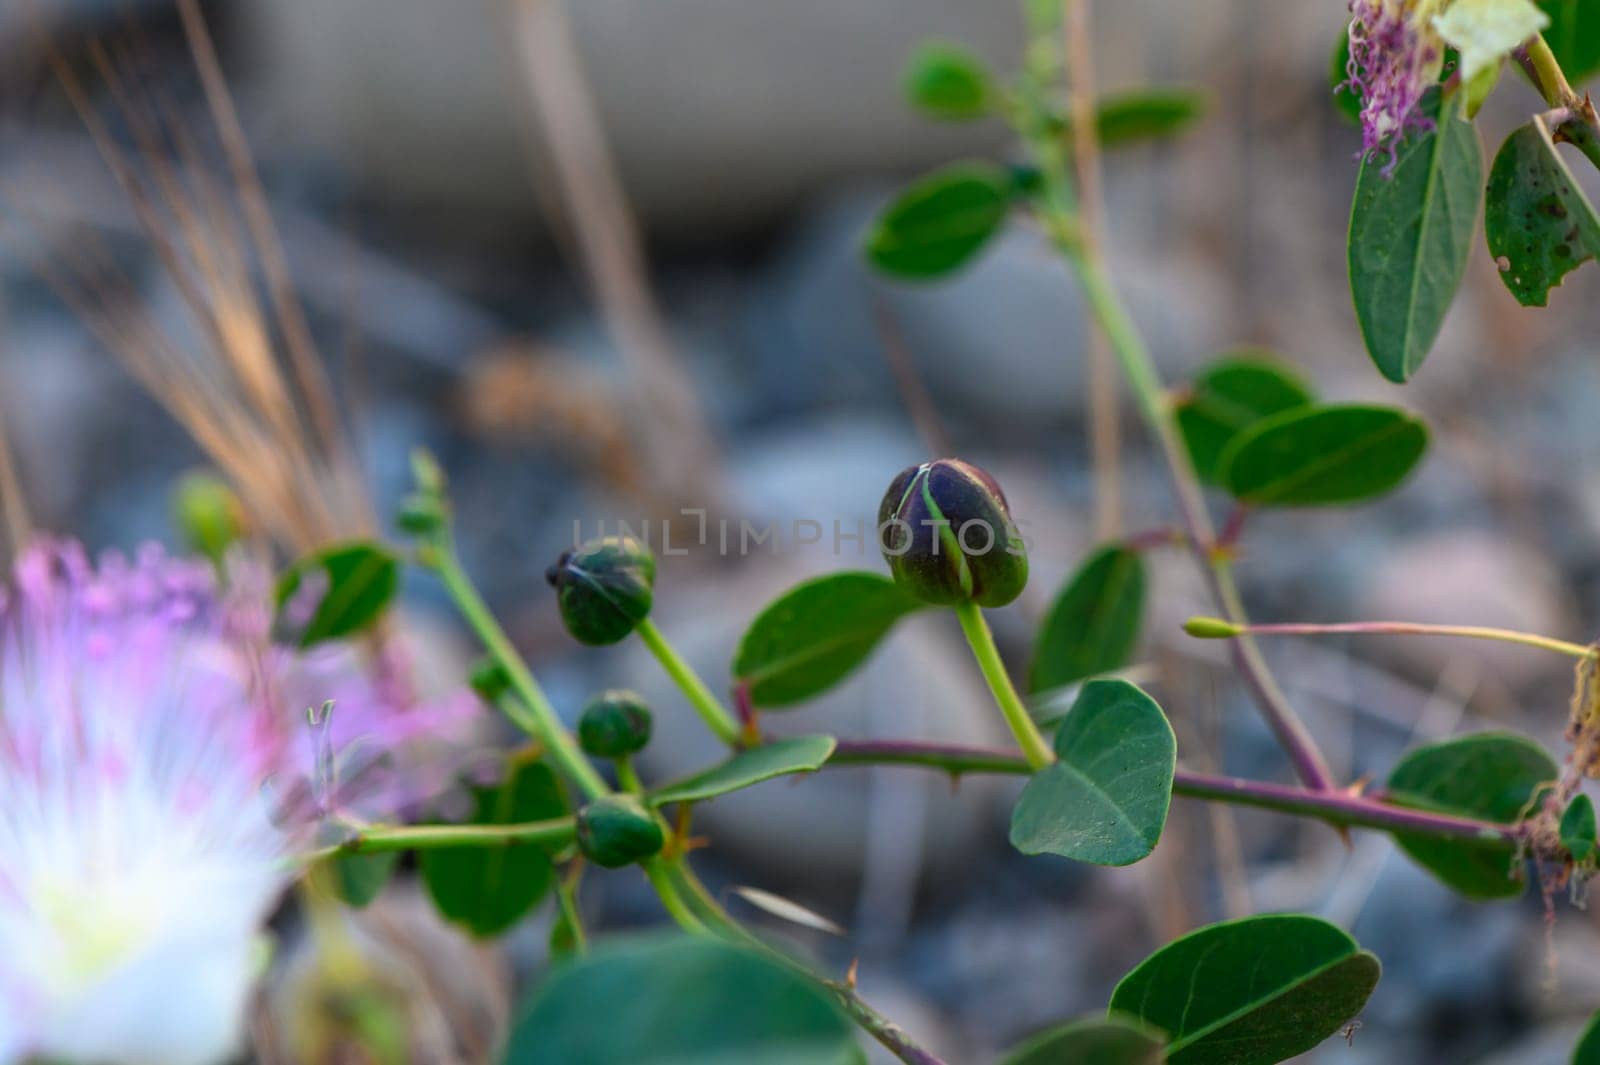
[[1063, 0, 1123, 539], [827, 990, 950, 1065], [1065, 251, 1338, 793], [827, 740, 1523, 843], [432, 543, 609, 801], [1235, 620, 1594, 660], [1519, 34, 1600, 170]]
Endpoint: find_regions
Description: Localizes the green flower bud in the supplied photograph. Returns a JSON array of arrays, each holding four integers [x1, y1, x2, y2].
[[468, 656, 512, 703], [545, 536, 656, 646], [172, 470, 245, 564], [878, 458, 1027, 607], [396, 492, 447, 537], [578, 689, 654, 759], [575, 794, 665, 868]]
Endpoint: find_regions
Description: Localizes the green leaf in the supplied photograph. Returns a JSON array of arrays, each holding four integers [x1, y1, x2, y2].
[[1385, 731, 1557, 899], [1109, 914, 1381, 1065], [1175, 352, 1315, 485], [504, 935, 862, 1065], [1563, 794, 1597, 862], [903, 41, 993, 121], [275, 541, 400, 648], [1218, 404, 1428, 507], [325, 851, 399, 909], [865, 163, 1012, 279], [651, 735, 837, 806], [422, 759, 567, 937], [1029, 546, 1147, 694], [1092, 87, 1208, 148], [999, 1016, 1166, 1065], [1348, 92, 1482, 383], [1010, 680, 1175, 866], [1574, 1008, 1600, 1064], [733, 572, 924, 708], [1331, 31, 1361, 124], [1485, 119, 1600, 307], [1540, 0, 1600, 84]]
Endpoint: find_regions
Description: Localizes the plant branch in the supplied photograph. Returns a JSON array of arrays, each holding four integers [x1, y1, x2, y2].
[[826, 740, 1524, 843], [635, 618, 743, 746], [953, 601, 1055, 769], [827, 983, 950, 1065], [1187, 615, 1595, 660], [318, 816, 578, 859]]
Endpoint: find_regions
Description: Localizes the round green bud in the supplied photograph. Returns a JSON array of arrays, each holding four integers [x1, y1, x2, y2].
[[575, 794, 665, 868], [468, 656, 512, 703], [172, 470, 245, 564], [396, 492, 447, 537], [578, 689, 654, 759], [545, 536, 656, 646], [878, 458, 1027, 607]]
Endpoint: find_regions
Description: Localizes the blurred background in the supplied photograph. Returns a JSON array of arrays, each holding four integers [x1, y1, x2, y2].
[[3, 0, 1600, 1062]]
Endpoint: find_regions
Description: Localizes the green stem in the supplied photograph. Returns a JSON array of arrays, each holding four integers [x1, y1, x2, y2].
[[321, 816, 577, 858], [642, 856, 707, 934], [1206, 617, 1595, 660], [554, 866, 588, 954], [616, 756, 646, 795], [635, 618, 742, 746], [952, 601, 1054, 770], [434, 544, 609, 800]]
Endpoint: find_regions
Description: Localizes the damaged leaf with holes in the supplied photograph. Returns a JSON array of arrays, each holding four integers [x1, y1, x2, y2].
[[1485, 118, 1600, 306]]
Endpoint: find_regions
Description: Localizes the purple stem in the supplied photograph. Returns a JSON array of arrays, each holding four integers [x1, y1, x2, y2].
[[828, 740, 1524, 843]]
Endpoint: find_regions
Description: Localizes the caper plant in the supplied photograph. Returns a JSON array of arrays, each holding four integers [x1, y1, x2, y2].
[[261, 2, 1600, 1063]]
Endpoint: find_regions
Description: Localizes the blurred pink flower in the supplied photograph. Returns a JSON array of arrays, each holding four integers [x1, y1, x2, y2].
[[1345, 0, 1446, 170], [0, 540, 477, 1065]]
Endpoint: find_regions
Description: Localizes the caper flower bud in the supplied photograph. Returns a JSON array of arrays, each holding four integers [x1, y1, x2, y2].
[[878, 458, 1027, 607], [546, 536, 656, 646], [575, 794, 665, 868], [578, 690, 654, 760]]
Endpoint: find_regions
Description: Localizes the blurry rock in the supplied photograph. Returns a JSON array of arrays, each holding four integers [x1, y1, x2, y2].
[[749, 193, 1230, 430], [257, 886, 511, 1065], [1356, 530, 1576, 690], [1471, 1021, 1590, 1065]]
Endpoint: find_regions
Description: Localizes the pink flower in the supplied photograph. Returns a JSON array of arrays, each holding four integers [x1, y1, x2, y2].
[[0, 541, 476, 1064], [1345, 0, 1446, 170]]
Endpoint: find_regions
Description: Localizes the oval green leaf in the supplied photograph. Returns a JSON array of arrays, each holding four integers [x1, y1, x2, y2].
[[1029, 545, 1147, 694], [1109, 914, 1381, 1065], [1540, 0, 1600, 84], [1218, 403, 1428, 507], [1574, 1008, 1600, 1065], [733, 572, 924, 708], [865, 163, 1012, 279], [505, 935, 862, 1065], [1175, 352, 1315, 485], [274, 540, 400, 648], [1562, 793, 1596, 863], [422, 758, 567, 937], [650, 735, 837, 806], [1093, 87, 1208, 148], [1010, 679, 1175, 866], [903, 41, 993, 121], [323, 850, 398, 910], [1486, 118, 1600, 307], [999, 1016, 1166, 1065], [1348, 91, 1482, 383], [1385, 731, 1556, 899]]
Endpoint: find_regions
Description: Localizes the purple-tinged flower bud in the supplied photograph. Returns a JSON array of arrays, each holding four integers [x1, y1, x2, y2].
[[575, 794, 665, 868], [546, 536, 656, 646], [878, 458, 1027, 607], [578, 690, 654, 760]]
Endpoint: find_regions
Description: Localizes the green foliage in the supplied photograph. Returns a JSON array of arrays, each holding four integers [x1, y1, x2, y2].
[[903, 42, 994, 120], [1574, 1008, 1600, 1064], [650, 735, 837, 806], [1218, 404, 1428, 507], [1485, 120, 1600, 307], [733, 572, 923, 707], [865, 164, 1013, 279], [1010, 680, 1175, 865], [275, 541, 401, 648], [1109, 914, 1381, 1065], [1385, 732, 1557, 899], [504, 936, 862, 1065], [1175, 352, 1314, 485], [1091, 87, 1208, 147], [322, 851, 399, 910], [999, 1016, 1166, 1065], [1562, 794, 1597, 862], [1540, 0, 1600, 83], [422, 760, 567, 937], [1029, 545, 1146, 693], [1348, 93, 1482, 382]]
